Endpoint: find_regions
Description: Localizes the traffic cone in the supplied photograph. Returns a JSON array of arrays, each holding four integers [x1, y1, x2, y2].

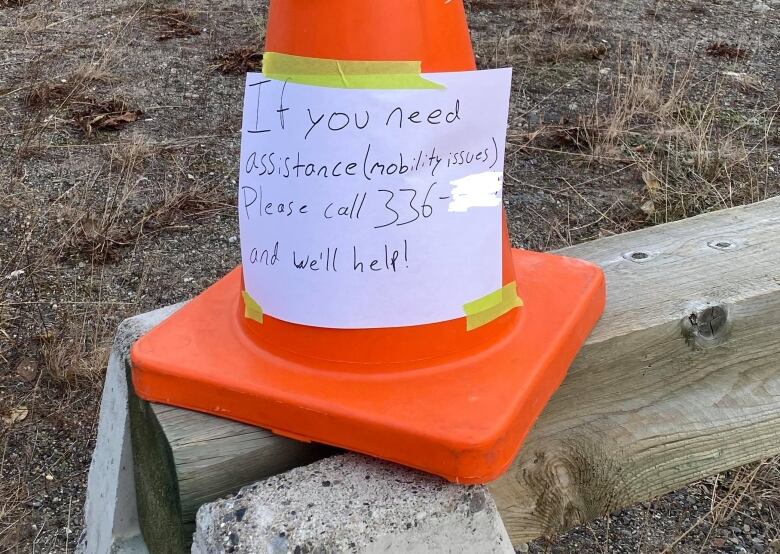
[[131, 0, 605, 483]]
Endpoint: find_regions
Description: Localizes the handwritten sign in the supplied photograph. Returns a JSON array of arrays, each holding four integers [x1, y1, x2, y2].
[[238, 68, 512, 329]]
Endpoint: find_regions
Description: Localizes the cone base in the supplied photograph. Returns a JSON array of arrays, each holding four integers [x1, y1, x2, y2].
[[131, 249, 605, 483]]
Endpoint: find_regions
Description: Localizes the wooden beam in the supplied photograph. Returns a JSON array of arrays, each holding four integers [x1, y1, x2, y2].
[[130, 197, 780, 549], [492, 196, 780, 542], [128, 379, 335, 551]]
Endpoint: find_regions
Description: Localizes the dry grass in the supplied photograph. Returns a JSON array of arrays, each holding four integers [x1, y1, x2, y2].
[[143, 7, 201, 41], [660, 458, 780, 552], [508, 43, 777, 223], [0, 285, 11, 367], [54, 138, 230, 263], [24, 63, 114, 110], [38, 315, 113, 387], [18, 61, 119, 159], [477, 0, 602, 66]]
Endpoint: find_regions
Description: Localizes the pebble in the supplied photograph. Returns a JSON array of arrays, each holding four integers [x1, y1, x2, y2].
[[752, 1, 771, 12]]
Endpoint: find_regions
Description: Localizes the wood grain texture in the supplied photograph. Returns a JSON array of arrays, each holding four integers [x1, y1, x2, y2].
[[492, 196, 780, 542], [132, 396, 334, 550], [130, 196, 780, 547], [153, 404, 335, 523]]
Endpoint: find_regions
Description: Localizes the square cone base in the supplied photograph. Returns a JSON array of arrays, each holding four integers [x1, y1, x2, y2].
[[131, 249, 605, 483]]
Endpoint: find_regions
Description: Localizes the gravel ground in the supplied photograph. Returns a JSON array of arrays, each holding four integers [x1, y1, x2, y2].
[[0, 0, 778, 551]]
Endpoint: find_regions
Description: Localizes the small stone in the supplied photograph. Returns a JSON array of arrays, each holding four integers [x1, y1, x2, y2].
[[752, 1, 771, 11], [517, 543, 529, 552]]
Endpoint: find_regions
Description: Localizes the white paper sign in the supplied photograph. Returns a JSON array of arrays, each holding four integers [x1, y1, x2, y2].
[[238, 68, 512, 329]]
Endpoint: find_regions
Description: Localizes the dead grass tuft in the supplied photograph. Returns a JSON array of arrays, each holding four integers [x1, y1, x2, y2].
[[58, 140, 229, 263], [38, 317, 111, 387], [213, 46, 263, 75], [537, 0, 596, 28], [0, 288, 11, 367], [144, 7, 201, 41], [24, 64, 113, 110]]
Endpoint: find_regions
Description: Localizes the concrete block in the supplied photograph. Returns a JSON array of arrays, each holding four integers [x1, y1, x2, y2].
[[78, 304, 182, 554], [192, 453, 513, 554]]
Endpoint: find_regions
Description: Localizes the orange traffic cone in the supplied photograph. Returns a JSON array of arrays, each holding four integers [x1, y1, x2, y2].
[[131, 0, 605, 483]]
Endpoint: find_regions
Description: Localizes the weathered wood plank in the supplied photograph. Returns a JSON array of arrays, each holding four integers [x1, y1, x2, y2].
[[155, 404, 335, 523], [492, 196, 780, 542], [130, 395, 335, 551], [130, 196, 780, 549]]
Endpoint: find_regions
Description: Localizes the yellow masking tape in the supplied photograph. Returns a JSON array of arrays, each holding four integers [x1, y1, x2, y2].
[[463, 281, 523, 331], [242, 291, 264, 324], [262, 52, 444, 90]]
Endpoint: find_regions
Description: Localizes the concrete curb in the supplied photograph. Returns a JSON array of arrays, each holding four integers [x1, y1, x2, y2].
[[78, 304, 183, 554]]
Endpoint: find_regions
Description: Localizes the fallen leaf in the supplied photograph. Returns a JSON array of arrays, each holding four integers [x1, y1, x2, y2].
[[16, 358, 38, 382], [2, 406, 29, 426], [722, 71, 764, 92], [73, 99, 143, 137], [705, 42, 748, 59], [642, 171, 662, 197], [213, 47, 263, 75]]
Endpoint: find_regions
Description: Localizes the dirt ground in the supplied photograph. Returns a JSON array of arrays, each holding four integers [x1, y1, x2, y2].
[[0, 0, 778, 552]]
